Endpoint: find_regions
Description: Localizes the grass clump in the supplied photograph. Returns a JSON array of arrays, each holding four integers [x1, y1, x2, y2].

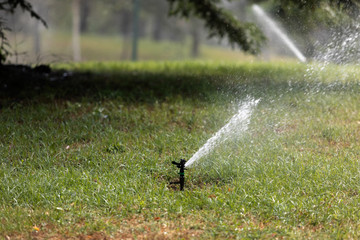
[[1, 61, 360, 239]]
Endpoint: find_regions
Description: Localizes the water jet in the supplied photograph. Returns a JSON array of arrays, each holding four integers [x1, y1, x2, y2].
[[169, 99, 259, 191], [185, 98, 259, 168], [252, 4, 307, 62]]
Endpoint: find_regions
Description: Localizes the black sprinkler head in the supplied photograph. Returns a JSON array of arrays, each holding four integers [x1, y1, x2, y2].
[[170, 159, 187, 191]]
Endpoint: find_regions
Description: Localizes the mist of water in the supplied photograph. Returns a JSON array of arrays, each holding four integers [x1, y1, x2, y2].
[[305, 23, 360, 85], [252, 4, 307, 63], [185, 16, 360, 169], [185, 98, 260, 168]]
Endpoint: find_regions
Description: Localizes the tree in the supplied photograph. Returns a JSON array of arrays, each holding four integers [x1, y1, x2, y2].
[[190, 18, 201, 58], [31, 0, 47, 58], [1, 0, 360, 64], [0, 0, 46, 64], [118, 2, 132, 60], [167, 0, 266, 54], [72, 0, 81, 61], [261, 0, 360, 57], [167, 0, 360, 55], [80, 0, 90, 33], [146, 0, 168, 41]]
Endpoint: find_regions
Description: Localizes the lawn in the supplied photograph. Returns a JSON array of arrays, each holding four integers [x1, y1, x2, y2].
[[1, 61, 360, 239]]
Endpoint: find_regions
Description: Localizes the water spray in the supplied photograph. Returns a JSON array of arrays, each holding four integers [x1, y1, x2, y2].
[[252, 4, 307, 63], [168, 99, 259, 191], [170, 159, 187, 191], [185, 98, 260, 168]]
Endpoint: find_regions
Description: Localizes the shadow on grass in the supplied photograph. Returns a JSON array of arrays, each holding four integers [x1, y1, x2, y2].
[[0, 66, 228, 106], [1, 64, 358, 108]]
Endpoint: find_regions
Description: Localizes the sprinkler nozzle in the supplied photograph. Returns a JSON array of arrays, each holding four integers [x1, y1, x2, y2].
[[170, 159, 187, 191]]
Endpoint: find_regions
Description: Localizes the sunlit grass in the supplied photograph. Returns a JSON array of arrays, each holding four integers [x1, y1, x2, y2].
[[1, 61, 360, 238]]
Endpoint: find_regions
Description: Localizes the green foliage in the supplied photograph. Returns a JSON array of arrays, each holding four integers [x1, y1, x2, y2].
[[166, 0, 360, 56], [167, 0, 266, 54], [274, 0, 360, 24], [0, 0, 45, 23], [0, 17, 11, 64]]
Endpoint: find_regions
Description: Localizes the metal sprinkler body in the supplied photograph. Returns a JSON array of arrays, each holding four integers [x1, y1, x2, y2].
[[170, 159, 187, 191]]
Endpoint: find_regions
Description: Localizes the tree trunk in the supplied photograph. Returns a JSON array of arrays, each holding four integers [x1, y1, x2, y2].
[[120, 8, 132, 60], [80, 0, 90, 33], [152, 14, 163, 41], [33, 18, 41, 58], [131, 0, 140, 61], [72, 0, 81, 62], [32, 2, 41, 58], [190, 20, 201, 58]]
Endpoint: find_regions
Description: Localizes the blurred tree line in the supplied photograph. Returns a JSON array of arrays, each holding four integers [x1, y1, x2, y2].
[[1, 0, 359, 64], [2, 0, 212, 62]]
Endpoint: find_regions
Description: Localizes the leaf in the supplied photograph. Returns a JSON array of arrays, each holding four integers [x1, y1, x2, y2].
[[32, 226, 40, 231]]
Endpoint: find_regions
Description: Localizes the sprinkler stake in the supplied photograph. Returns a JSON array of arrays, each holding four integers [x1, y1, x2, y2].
[[170, 159, 187, 191]]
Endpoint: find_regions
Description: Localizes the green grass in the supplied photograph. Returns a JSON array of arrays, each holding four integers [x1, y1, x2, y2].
[[1, 61, 360, 239]]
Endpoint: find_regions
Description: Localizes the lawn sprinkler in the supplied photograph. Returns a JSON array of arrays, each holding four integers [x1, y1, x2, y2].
[[170, 159, 187, 191]]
